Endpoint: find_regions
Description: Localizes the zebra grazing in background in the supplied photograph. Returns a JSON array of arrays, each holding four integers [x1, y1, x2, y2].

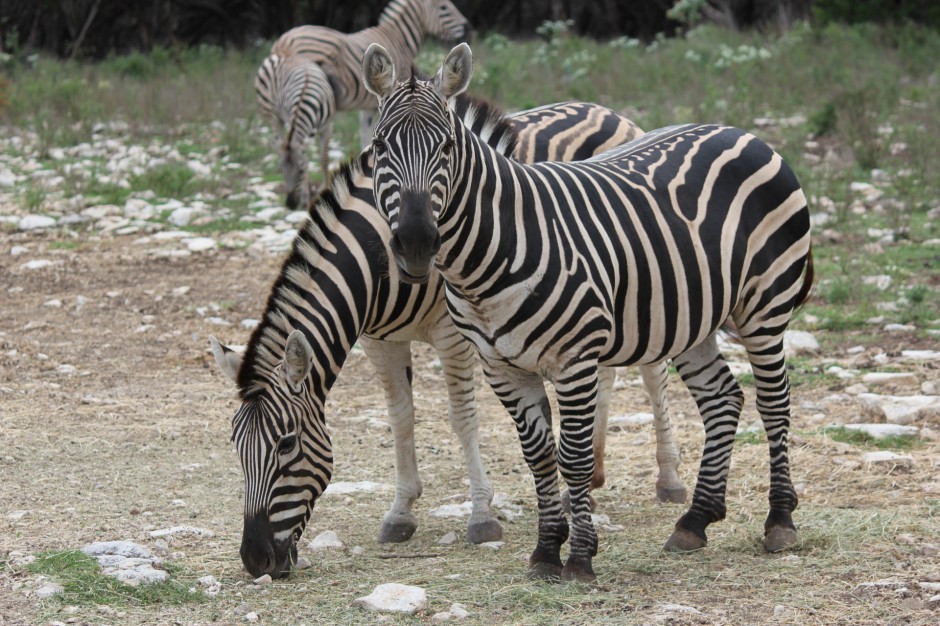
[[271, 0, 471, 151], [210, 95, 687, 579], [363, 43, 815, 582], [255, 54, 336, 210]]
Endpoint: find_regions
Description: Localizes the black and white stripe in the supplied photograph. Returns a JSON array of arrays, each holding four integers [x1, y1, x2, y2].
[[212, 94, 686, 579], [255, 53, 336, 210], [363, 43, 815, 582], [272, 0, 470, 149]]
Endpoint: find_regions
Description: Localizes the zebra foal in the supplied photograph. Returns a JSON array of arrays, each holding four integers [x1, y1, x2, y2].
[[211, 95, 684, 579], [363, 43, 815, 582], [255, 53, 336, 210]]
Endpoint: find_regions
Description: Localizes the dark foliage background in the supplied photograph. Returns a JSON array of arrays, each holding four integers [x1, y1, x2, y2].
[[0, 0, 935, 59]]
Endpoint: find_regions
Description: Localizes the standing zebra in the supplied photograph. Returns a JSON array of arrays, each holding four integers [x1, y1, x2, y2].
[[211, 96, 686, 579], [363, 44, 815, 582], [255, 53, 336, 210], [270, 0, 471, 151]]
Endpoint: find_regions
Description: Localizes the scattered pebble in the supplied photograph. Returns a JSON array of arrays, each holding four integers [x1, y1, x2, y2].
[[308, 530, 344, 551], [437, 531, 458, 545], [353, 583, 428, 614]]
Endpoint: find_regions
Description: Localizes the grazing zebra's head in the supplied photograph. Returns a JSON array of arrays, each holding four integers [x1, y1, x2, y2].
[[210, 330, 333, 579], [362, 43, 472, 283]]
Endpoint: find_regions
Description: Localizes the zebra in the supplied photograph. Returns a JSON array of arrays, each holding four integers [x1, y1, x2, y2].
[[362, 43, 815, 582], [270, 0, 471, 151], [210, 96, 687, 579], [255, 53, 336, 210]]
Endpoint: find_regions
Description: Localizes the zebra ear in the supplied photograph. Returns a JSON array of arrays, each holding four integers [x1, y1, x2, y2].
[[434, 43, 472, 99], [209, 336, 242, 382], [362, 43, 397, 100], [282, 329, 314, 393]]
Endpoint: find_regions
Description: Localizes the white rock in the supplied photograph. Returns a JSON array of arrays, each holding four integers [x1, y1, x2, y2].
[[83, 541, 157, 560], [198, 575, 218, 587], [18, 215, 56, 230], [857, 393, 940, 425], [295, 556, 312, 570], [284, 211, 309, 224], [492, 492, 524, 519], [429, 502, 473, 518], [43, 298, 62, 308], [901, 350, 940, 362], [253, 574, 272, 586], [244, 612, 259, 622], [308, 530, 344, 550], [884, 323, 916, 333], [783, 330, 819, 356], [844, 383, 869, 395], [923, 382, 938, 396], [148, 526, 215, 538], [323, 481, 392, 496], [10, 245, 28, 255], [205, 317, 230, 326], [168, 207, 198, 227], [656, 603, 702, 615], [437, 531, 458, 545], [20, 259, 54, 270], [826, 365, 858, 379], [0, 170, 15, 187], [353, 583, 428, 614], [34, 582, 64, 598], [843, 424, 919, 439], [82, 541, 168, 586], [608, 412, 654, 430], [863, 451, 914, 468], [186, 237, 216, 252], [863, 275, 892, 290], [479, 541, 504, 549], [241, 318, 260, 330], [862, 372, 919, 388], [431, 603, 470, 621]]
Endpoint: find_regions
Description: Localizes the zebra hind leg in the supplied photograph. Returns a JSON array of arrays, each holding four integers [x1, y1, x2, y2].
[[740, 332, 799, 553], [485, 364, 568, 580], [359, 338, 421, 543], [638, 362, 687, 504], [664, 334, 743, 552], [432, 332, 503, 544]]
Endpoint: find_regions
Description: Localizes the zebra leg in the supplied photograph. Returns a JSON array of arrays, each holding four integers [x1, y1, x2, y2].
[[639, 362, 687, 504], [560, 365, 612, 514], [484, 363, 568, 580], [358, 337, 421, 543], [431, 328, 503, 544], [664, 334, 743, 552], [740, 332, 799, 553], [555, 364, 601, 583], [359, 110, 376, 150]]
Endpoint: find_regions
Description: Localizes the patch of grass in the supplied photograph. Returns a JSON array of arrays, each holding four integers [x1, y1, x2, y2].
[[21, 186, 46, 211], [47, 240, 80, 250], [27, 550, 203, 607], [824, 426, 917, 450], [129, 163, 196, 198], [735, 430, 764, 446]]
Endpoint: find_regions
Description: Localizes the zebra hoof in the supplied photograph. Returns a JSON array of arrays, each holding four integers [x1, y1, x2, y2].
[[466, 518, 503, 544], [527, 561, 563, 581], [663, 528, 707, 552], [561, 558, 596, 584], [656, 485, 688, 504], [763, 526, 798, 553], [377, 519, 418, 543], [561, 491, 598, 514]]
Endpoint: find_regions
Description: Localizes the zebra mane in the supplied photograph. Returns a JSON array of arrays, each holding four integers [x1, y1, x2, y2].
[[235, 175, 345, 399], [450, 92, 518, 158]]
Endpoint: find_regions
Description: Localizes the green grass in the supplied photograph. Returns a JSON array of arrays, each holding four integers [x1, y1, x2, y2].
[[823, 426, 918, 450], [27, 550, 203, 607]]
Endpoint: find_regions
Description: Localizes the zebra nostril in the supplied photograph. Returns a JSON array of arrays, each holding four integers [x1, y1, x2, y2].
[[390, 232, 404, 256]]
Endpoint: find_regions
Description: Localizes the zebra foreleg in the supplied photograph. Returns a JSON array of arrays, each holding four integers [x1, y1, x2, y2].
[[665, 334, 743, 552], [554, 364, 601, 583], [740, 333, 799, 553], [560, 365, 612, 514], [432, 331, 503, 544], [484, 364, 568, 580], [639, 362, 687, 504], [359, 337, 421, 543]]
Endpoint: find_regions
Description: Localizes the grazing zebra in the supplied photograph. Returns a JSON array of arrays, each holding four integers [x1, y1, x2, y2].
[[211, 96, 686, 579], [362, 43, 815, 582], [271, 0, 471, 151], [255, 53, 336, 210]]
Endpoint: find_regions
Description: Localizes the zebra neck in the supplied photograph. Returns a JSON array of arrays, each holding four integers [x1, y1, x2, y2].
[[373, 0, 426, 59]]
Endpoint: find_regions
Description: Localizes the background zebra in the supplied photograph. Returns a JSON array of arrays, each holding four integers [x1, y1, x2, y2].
[[255, 53, 336, 210], [211, 96, 686, 579], [270, 0, 471, 154], [363, 43, 815, 582]]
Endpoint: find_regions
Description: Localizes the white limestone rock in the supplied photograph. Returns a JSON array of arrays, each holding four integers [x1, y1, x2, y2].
[[437, 531, 458, 545], [353, 583, 428, 614], [19, 215, 56, 230], [863, 451, 914, 469], [20, 259, 54, 270], [431, 603, 470, 621], [308, 530, 344, 551], [81, 541, 168, 586], [861, 372, 919, 388], [783, 330, 819, 356], [186, 237, 216, 252], [857, 393, 940, 425], [843, 424, 919, 439], [608, 412, 654, 431], [34, 582, 64, 598], [323, 481, 392, 496], [148, 526, 215, 539]]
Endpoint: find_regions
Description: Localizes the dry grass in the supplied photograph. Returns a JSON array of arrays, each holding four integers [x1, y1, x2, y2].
[[0, 237, 938, 625]]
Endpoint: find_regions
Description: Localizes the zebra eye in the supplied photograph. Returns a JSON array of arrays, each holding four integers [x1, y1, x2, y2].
[[441, 138, 454, 155], [373, 137, 386, 154], [277, 433, 297, 454]]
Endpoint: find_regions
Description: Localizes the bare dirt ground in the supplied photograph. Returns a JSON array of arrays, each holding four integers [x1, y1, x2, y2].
[[1, 233, 939, 625]]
